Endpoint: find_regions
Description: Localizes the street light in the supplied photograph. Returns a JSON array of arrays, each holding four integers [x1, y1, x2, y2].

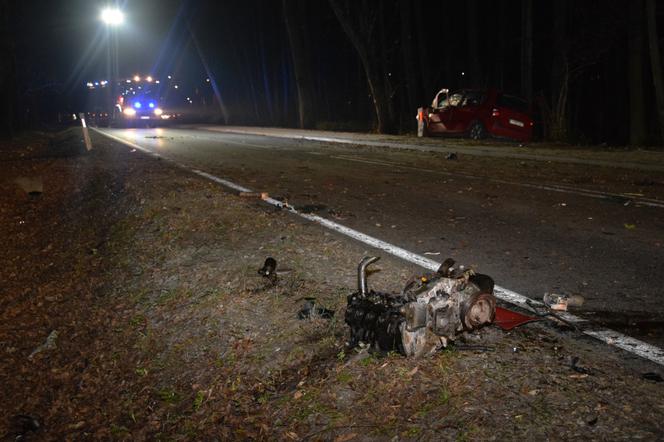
[[100, 7, 125, 121], [101, 8, 124, 26]]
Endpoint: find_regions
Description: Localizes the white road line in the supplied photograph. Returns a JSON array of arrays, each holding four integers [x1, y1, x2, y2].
[[92, 128, 664, 367]]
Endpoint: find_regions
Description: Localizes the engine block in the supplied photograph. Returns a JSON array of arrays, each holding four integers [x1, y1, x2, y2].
[[345, 256, 496, 357]]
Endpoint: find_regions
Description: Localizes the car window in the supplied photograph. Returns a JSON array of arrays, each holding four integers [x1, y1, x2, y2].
[[461, 91, 484, 107], [448, 93, 463, 107], [434, 91, 447, 108], [496, 94, 529, 113]]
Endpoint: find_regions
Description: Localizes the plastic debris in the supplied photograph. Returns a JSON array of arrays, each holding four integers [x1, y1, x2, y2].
[[297, 299, 334, 320], [493, 307, 540, 331], [14, 176, 43, 197], [28, 330, 59, 360], [543, 293, 585, 311], [239, 191, 269, 200]]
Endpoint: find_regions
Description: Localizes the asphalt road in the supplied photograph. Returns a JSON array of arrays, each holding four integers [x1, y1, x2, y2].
[[97, 126, 664, 344]]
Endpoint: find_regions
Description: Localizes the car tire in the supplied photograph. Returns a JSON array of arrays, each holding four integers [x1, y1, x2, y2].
[[469, 120, 486, 140]]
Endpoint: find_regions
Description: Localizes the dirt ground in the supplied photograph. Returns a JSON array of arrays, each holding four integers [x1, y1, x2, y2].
[[1, 129, 664, 441]]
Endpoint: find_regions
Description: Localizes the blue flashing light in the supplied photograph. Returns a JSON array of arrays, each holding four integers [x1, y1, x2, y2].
[[134, 101, 142, 109], [148, 102, 155, 109]]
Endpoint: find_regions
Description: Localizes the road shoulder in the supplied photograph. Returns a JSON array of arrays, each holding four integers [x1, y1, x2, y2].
[[1, 129, 663, 440]]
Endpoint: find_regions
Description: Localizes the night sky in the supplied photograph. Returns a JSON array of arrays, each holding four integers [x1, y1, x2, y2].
[[6, 0, 664, 145]]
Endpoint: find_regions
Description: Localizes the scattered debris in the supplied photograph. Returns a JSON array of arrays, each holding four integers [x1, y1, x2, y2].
[[14, 176, 43, 197], [642, 372, 663, 382], [493, 307, 540, 331], [423, 251, 440, 255], [28, 330, 59, 360], [257, 257, 278, 284], [624, 223, 636, 230], [298, 204, 327, 214], [345, 256, 496, 357], [445, 152, 458, 160], [570, 356, 592, 375], [297, 299, 335, 320], [239, 191, 269, 200], [543, 293, 585, 311], [10, 414, 41, 439]]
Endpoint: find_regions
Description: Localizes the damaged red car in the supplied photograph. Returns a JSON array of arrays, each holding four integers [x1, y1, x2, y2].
[[417, 88, 534, 142]]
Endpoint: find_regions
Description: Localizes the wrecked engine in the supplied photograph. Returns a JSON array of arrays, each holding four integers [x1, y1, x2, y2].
[[345, 256, 496, 357]]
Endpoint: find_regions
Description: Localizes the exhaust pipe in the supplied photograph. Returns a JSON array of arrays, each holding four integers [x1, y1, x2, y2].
[[357, 256, 380, 296]]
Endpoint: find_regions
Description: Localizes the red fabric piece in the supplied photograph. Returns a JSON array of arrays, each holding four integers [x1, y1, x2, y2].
[[493, 306, 540, 330]]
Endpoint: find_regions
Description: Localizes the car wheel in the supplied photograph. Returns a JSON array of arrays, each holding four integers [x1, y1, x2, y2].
[[469, 121, 486, 140]]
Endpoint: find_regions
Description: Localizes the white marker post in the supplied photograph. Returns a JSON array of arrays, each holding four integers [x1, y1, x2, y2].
[[79, 113, 93, 151]]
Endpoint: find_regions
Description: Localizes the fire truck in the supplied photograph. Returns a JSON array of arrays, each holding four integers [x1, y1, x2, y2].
[[83, 75, 182, 127]]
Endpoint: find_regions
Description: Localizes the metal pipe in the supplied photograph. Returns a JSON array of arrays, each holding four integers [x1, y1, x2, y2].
[[358, 256, 380, 296]]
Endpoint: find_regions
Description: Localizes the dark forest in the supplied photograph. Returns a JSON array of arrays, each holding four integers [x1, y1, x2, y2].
[[1, 0, 663, 147]]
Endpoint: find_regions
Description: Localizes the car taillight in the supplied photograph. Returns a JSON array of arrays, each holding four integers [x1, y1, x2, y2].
[[418, 110, 423, 121], [491, 108, 500, 117]]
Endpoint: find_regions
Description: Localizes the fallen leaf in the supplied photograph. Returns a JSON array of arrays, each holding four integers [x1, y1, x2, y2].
[[285, 431, 299, 440], [334, 433, 358, 442]]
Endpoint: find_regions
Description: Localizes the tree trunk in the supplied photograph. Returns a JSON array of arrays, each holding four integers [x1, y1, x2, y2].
[[495, 0, 506, 90], [0, 0, 16, 138], [329, 0, 396, 133], [646, 0, 664, 145], [283, 0, 315, 129], [467, 0, 481, 87], [520, 0, 533, 104], [629, 0, 648, 145], [413, 1, 434, 98], [549, 0, 568, 141]]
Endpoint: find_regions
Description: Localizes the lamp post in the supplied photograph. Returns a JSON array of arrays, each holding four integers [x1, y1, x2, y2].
[[100, 7, 124, 78], [100, 7, 124, 119]]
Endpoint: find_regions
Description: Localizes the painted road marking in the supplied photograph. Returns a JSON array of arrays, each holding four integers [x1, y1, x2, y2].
[[92, 127, 664, 367]]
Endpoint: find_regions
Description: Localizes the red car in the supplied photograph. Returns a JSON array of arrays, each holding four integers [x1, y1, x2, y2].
[[417, 88, 534, 142]]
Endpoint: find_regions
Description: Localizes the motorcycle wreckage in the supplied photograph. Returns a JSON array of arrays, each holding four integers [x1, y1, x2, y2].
[[345, 256, 497, 357]]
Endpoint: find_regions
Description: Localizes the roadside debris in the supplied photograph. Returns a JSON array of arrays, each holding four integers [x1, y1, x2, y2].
[[28, 330, 59, 360], [493, 307, 539, 330], [297, 204, 327, 214], [543, 293, 585, 311], [14, 176, 43, 197], [642, 372, 663, 382], [239, 191, 269, 200], [570, 356, 593, 375], [258, 257, 278, 284], [345, 256, 496, 357], [10, 414, 41, 440], [297, 298, 335, 320], [445, 152, 458, 160]]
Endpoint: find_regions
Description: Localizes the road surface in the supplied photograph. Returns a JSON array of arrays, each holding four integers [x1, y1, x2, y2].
[[95, 126, 664, 345]]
